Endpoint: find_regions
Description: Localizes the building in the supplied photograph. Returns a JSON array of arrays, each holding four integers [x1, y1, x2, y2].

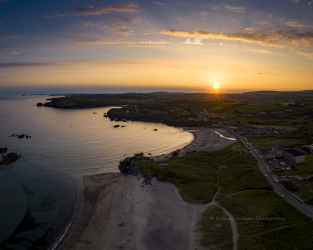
[[278, 128, 287, 134], [259, 149, 268, 154], [282, 149, 305, 164], [272, 146, 285, 157], [242, 127, 253, 134]]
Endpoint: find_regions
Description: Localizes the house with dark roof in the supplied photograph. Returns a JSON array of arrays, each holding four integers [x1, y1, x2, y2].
[[259, 149, 268, 154], [272, 146, 286, 157], [282, 149, 305, 164]]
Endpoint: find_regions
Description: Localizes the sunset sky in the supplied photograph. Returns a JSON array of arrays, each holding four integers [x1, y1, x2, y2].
[[1, 0, 313, 93]]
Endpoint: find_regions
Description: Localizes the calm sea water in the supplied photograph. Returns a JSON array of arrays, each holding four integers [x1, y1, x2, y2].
[[0, 95, 193, 249]]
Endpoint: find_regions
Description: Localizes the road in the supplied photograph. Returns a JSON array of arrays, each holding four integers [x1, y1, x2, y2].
[[219, 122, 313, 220]]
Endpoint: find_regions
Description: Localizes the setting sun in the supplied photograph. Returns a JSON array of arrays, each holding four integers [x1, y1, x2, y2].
[[213, 82, 220, 89]]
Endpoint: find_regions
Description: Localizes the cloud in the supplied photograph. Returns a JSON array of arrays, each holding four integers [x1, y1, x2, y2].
[[251, 49, 269, 53], [85, 17, 140, 27], [182, 38, 203, 45], [210, 4, 245, 13], [44, 4, 140, 18], [9, 51, 20, 55], [161, 29, 276, 45], [238, 27, 255, 31], [108, 25, 134, 35], [223, 5, 244, 13], [0, 62, 52, 68], [284, 22, 310, 28], [309, 1, 312, 6], [0, 46, 22, 49], [46, 34, 170, 46], [258, 21, 270, 25], [153, 2, 165, 6], [200, 12, 208, 17], [161, 28, 313, 47], [0, 35, 22, 39]]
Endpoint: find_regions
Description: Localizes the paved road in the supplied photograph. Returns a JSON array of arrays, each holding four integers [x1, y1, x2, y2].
[[219, 122, 313, 220]]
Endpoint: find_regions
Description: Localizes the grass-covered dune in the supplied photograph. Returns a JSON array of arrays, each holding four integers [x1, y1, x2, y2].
[[138, 142, 313, 249]]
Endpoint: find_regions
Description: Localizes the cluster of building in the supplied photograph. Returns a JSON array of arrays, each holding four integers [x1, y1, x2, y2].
[[239, 125, 287, 135], [272, 146, 305, 164]]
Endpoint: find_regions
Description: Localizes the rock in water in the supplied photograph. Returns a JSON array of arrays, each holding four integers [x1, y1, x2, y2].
[[36, 103, 44, 106], [0, 152, 21, 166], [0, 148, 8, 154]]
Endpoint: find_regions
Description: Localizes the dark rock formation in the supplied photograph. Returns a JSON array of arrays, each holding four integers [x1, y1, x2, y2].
[[0, 152, 21, 166], [118, 153, 153, 184], [154, 129, 158, 131], [36, 103, 44, 106], [114, 125, 120, 128], [9, 134, 31, 139], [0, 147, 8, 154]]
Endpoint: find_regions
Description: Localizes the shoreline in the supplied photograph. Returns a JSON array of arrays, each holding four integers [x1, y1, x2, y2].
[[56, 127, 236, 249], [151, 127, 236, 161]]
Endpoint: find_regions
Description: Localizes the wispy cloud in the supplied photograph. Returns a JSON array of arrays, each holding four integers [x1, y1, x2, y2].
[[0, 46, 23, 49], [153, 2, 165, 7], [107, 25, 134, 35], [161, 28, 313, 47], [284, 21, 310, 28], [238, 27, 255, 31], [200, 12, 208, 17], [46, 34, 170, 46], [85, 17, 140, 27], [0, 62, 52, 68], [223, 5, 245, 13], [182, 38, 203, 45], [44, 4, 140, 18], [211, 4, 245, 13], [0, 35, 22, 39], [9, 51, 20, 55]]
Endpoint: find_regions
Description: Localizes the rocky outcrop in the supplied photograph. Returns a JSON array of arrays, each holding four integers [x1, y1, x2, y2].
[[118, 153, 153, 184], [0, 147, 8, 154], [0, 152, 21, 166], [36, 103, 44, 106], [9, 134, 31, 139]]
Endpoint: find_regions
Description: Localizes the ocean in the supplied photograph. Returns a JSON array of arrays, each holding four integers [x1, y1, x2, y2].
[[0, 95, 193, 249]]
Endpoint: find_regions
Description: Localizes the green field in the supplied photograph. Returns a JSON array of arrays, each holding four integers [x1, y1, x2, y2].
[[195, 205, 233, 249], [137, 142, 313, 249], [247, 136, 305, 150]]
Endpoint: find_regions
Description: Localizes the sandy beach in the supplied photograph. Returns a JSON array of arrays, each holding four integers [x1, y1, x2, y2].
[[57, 128, 236, 250], [58, 173, 202, 250], [151, 127, 236, 161]]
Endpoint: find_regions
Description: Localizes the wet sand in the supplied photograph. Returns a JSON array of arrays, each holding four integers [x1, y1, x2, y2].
[[58, 173, 201, 250]]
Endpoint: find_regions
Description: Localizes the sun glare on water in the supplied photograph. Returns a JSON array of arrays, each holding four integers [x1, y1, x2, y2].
[[213, 82, 220, 89]]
